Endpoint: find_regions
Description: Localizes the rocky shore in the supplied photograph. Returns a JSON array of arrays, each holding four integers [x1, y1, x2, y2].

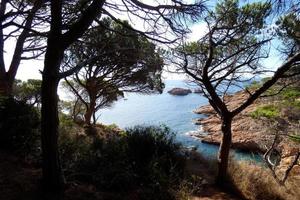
[[192, 90, 300, 175], [193, 91, 299, 155]]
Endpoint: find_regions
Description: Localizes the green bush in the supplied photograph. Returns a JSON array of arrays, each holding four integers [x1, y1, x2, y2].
[[0, 97, 40, 155], [250, 104, 280, 119], [281, 87, 300, 100], [58, 126, 92, 172], [125, 126, 185, 185], [61, 125, 186, 199], [288, 134, 300, 143]]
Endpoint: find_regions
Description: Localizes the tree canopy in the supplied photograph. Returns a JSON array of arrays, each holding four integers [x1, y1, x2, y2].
[[13, 79, 42, 106], [172, 0, 300, 184], [62, 18, 164, 125], [35, 1, 203, 194]]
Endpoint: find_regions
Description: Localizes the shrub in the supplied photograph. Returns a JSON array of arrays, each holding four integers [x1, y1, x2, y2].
[[58, 125, 92, 172], [125, 126, 185, 185], [280, 105, 300, 121], [250, 104, 280, 119], [228, 160, 300, 200], [0, 97, 40, 155], [61, 125, 187, 199], [281, 88, 300, 100]]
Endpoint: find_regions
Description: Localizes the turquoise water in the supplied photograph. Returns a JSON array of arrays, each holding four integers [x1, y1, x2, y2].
[[97, 80, 261, 161]]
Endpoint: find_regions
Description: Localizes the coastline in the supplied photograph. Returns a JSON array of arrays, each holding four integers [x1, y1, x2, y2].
[[191, 89, 300, 176], [191, 91, 271, 153]]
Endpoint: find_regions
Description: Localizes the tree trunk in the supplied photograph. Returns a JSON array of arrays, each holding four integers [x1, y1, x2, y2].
[[216, 116, 233, 185], [41, 32, 65, 196], [84, 99, 96, 125], [0, 74, 13, 96], [41, 74, 65, 197], [92, 112, 97, 125]]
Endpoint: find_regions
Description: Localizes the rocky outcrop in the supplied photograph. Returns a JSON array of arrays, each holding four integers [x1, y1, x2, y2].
[[168, 88, 192, 96], [193, 91, 271, 153], [194, 90, 300, 159], [192, 89, 300, 184], [194, 88, 202, 94]]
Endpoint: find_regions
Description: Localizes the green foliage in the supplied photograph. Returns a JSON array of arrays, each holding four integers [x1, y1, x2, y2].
[[177, 0, 272, 100], [277, 12, 300, 55], [290, 99, 300, 109], [13, 79, 42, 106], [280, 87, 300, 100], [59, 125, 186, 199], [63, 18, 165, 124], [215, 0, 271, 32], [288, 134, 300, 143], [58, 123, 92, 171], [69, 17, 165, 94], [125, 126, 184, 186], [59, 99, 86, 123], [250, 104, 280, 119], [0, 97, 40, 155]]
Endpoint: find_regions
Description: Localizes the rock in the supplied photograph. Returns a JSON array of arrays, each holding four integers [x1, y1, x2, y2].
[[233, 140, 263, 152], [193, 90, 268, 153], [167, 87, 192, 96], [194, 105, 215, 115], [192, 89, 300, 178], [194, 88, 202, 93]]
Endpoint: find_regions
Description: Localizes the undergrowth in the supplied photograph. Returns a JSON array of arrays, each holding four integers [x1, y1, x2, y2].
[[59, 125, 195, 200], [250, 104, 280, 119], [228, 160, 300, 200], [0, 97, 40, 156]]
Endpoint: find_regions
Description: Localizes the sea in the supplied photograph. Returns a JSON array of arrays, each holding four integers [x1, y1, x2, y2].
[[97, 80, 261, 161]]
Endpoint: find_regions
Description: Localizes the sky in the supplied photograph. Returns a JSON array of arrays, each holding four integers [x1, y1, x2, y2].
[[13, 23, 210, 81], [4, 0, 283, 82]]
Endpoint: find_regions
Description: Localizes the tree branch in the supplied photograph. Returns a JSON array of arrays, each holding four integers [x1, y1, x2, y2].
[[232, 52, 300, 116]]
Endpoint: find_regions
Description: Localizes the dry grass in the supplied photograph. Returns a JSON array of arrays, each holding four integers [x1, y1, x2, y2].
[[227, 160, 300, 200]]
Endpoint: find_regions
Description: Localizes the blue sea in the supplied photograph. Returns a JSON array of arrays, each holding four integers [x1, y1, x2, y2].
[[97, 80, 261, 161]]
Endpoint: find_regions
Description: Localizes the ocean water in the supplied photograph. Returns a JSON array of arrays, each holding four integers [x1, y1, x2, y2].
[[97, 80, 261, 161]]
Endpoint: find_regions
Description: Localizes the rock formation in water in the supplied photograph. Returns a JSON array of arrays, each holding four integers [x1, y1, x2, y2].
[[194, 88, 202, 94], [168, 88, 192, 96]]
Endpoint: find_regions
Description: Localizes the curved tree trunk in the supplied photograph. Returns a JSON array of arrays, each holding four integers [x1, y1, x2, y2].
[[84, 100, 96, 125], [216, 116, 233, 185]]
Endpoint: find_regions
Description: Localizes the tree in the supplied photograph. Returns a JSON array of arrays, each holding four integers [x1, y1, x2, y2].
[[0, 0, 45, 96], [62, 18, 164, 125], [277, 12, 300, 82], [62, 79, 124, 125], [173, 0, 300, 184], [13, 79, 42, 106], [39, 0, 204, 195]]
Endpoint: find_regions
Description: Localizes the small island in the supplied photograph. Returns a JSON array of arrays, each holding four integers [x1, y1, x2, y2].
[[168, 87, 192, 96]]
